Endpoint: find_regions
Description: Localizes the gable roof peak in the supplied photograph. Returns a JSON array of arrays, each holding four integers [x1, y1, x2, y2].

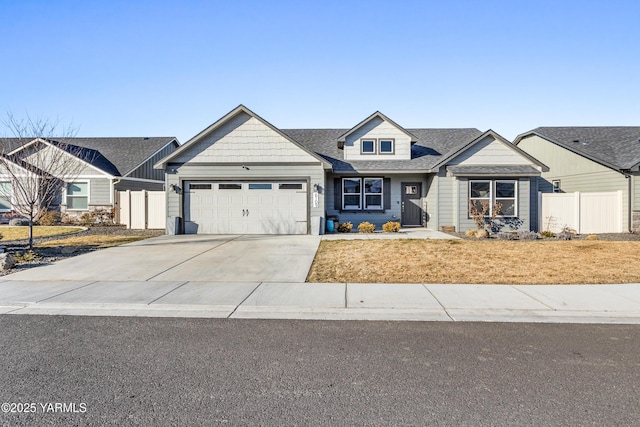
[[336, 111, 418, 147]]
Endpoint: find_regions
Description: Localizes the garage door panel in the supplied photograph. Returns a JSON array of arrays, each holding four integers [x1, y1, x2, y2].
[[185, 181, 308, 235]]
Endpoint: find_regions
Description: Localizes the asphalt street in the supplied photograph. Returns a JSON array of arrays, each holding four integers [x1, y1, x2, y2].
[[1, 315, 639, 426]]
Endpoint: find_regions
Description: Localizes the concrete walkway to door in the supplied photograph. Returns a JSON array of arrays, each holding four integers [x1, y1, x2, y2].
[[5, 234, 321, 283]]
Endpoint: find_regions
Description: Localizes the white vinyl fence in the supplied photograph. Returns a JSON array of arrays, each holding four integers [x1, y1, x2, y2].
[[116, 190, 166, 229], [539, 191, 623, 234]]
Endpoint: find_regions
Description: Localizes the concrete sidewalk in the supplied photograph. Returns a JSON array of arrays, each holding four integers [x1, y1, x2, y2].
[[2, 280, 640, 324]]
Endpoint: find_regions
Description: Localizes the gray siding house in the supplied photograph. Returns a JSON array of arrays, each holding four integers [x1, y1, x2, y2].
[[156, 105, 547, 234], [1, 137, 179, 217], [514, 127, 640, 232]]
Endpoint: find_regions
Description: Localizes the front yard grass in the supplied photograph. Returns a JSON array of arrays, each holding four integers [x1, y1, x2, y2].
[[36, 235, 152, 249], [307, 239, 640, 284], [0, 226, 82, 241]]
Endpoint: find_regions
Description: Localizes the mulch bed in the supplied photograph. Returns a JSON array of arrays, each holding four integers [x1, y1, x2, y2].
[[449, 232, 640, 241]]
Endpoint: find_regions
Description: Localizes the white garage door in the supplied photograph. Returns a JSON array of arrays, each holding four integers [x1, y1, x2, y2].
[[184, 181, 308, 234]]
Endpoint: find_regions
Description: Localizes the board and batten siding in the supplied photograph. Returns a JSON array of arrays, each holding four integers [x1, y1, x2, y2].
[[165, 163, 326, 226], [343, 116, 412, 161], [326, 173, 425, 228], [127, 142, 177, 181], [449, 135, 531, 166], [518, 135, 630, 229]]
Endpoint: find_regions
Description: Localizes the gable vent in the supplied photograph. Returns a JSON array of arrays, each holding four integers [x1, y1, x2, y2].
[[572, 139, 580, 143]]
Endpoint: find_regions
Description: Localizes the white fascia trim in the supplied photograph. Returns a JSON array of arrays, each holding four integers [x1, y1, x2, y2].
[[11, 138, 116, 179]]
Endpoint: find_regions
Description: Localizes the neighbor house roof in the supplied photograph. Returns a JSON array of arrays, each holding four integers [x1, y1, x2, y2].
[[2, 137, 178, 177], [283, 128, 484, 173], [514, 127, 640, 171]]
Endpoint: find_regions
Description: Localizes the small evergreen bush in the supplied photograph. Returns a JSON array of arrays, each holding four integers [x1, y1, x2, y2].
[[337, 221, 353, 233]]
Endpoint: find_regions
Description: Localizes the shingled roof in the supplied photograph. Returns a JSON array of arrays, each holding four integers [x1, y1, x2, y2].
[[1, 137, 177, 176], [282, 128, 483, 172], [516, 127, 640, 171]]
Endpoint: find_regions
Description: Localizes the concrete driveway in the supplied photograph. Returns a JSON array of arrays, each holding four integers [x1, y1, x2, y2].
[[6, 234, 321, 283]]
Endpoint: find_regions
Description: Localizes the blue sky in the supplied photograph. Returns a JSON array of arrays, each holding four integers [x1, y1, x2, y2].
[[1, 0, 639, 142]]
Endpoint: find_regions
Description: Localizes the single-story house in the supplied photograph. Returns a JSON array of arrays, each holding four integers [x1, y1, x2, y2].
[[514, 127, 640, 232], [0, 136, 179, 217], [155, 105, 547, 234]]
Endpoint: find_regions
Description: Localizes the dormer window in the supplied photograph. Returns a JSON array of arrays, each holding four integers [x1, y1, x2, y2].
[[379, 139, 394, 154], [361, 139, 376, 154]]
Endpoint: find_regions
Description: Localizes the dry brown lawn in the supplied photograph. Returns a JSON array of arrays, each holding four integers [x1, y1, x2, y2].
[[37, 235, 151, 249], [307, 240, 640, 284], [0, 226, 82, 241]]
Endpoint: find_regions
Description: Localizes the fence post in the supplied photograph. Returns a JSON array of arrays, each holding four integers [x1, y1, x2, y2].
[[538, 191, 542, 232], [575, 191, 581, 234], [618, 190, 624, 232], [126, 190, 132, 230], [143, 190, 148, 230]]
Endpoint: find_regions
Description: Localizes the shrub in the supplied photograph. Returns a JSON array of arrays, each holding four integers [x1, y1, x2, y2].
[[79, 212, 94, 227], [382, 221, 401, 233], [475, 229, 489, 239], [92, 208, 115, 225], [38, 210, 61, 226], [495, 231, 517, 240], [540, 230, 555, 238], [357, 221, 375, 233], [465, 229, 476, 237], [337, 221, 353, 233], [14, 250, 37, 263], [587, 234, 598, 241], [517, 230, 539, 241], [557, 231, 573, 240]]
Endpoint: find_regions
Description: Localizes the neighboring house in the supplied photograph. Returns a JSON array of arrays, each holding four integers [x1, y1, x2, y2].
[[514, 127, 640, 232], [155, 105, 547, 235], [0, 136, 179, 217]]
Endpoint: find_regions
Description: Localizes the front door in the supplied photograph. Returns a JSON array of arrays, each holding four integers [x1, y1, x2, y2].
[[401, 183, 422, 226]]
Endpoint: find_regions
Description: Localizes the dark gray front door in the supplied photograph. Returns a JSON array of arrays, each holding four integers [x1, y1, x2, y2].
[[401, 183, 422, 226]]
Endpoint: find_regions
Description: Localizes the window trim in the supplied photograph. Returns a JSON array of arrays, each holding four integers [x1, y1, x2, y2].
[[342, 178, 362, 210], [66, 180, 90, 211], [360, 139, 377, 155], [378, 138, 395, 154], [468, 180, 518, 217]]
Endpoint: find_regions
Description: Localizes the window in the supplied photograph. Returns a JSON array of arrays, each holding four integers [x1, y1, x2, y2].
[[379, 139, 394, 154], [361, 139, 376, 154], [342, 177, 384, 210], [279, 183, 303, 190], [189, 183, 212, 190], [219, 183, 242, 190], [342, 178, 361, 209], [0, 181, 11, 211], [552, 180, 561, 193], [364, 178, 383, 209], [248, 183, 272, 190], [469, 180, 517, 217], [495, 181, 516, 216], [67, 182, 89, 210]]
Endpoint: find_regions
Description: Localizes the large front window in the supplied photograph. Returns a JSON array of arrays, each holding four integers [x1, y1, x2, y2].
[[67, 182, 89, 210], [469, 180, 517, 217], [342, 177, 383, 210]]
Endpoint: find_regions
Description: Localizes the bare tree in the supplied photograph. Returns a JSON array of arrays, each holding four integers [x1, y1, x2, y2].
[[0, 113, 87, 250]]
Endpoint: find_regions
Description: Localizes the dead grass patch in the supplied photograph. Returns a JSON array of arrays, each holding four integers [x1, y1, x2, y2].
[[307, 240, 640, 284], [0, 226, 82, 241], [37, 235, 151, 249]]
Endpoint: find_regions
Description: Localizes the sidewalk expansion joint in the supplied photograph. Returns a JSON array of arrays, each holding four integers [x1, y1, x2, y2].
[[147, 281, 190, 305], [228, 282, 263, 318], [36, 281, 100, 303], [511, 285, 555, 310]]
